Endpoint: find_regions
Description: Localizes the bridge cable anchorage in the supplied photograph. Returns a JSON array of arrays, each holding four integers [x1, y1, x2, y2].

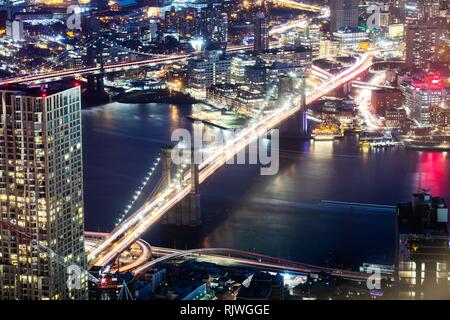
[[0, 219, 99, 283], [115, 154, 162, 227]]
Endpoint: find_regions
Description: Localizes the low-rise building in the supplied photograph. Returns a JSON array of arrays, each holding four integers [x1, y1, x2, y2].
[[371, 88, 403, 116], [319, 37, 341, 58], [333, 27, 369, 50], [259, 45, 312, 71], [385, 108, 408, 128]]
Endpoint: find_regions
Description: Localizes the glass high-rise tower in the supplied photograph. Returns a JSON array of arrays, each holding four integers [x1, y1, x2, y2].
[[254, 11, 268, 53], [329, 0, 359, 32], [0, 81, 87, 300]]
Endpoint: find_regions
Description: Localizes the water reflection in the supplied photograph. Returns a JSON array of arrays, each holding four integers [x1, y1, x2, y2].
[[82, 102, 450, 267], [415, 151, 449, 197]]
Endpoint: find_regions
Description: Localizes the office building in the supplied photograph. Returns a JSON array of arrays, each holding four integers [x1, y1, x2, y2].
[[430, 104, 450, 129], [333, 27, 369, 49], [388, 24, 405, 40], [405, 19, 447, 69], [370, 88, 403, 116], [207, 83, 269, 112], [259, 45, 312, 71], [389, 0, 441, 24], [187, 49, 231, 98], [5, 19, 23, 41], [329, 0, 359, 32], [254, 11, 269, 53], [405, 0, 441, 24], [385, 108, 408, 128], [164, 7, 200, 39], [401, 74, 448, 124], [230, 54, 256, 84], [245, 63, 268, 87], [144, 268, 166, 293], [201, 1, 228, 48], [319, 37, 341, 58], [0, 81, 87, 300], [396, 192, 449, 299], [296, 22, 321, 57], [237, 272, 286, 300], [389, 0, 406, 23], [142, 20, 159, 45], [265, 62, 305, 102]]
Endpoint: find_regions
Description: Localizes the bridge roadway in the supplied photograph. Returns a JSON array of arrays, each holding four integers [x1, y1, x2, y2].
[[86, 233, 372, 281], [0, 44, 282, 86], [352, 81, 397, 90], [87, 51, 375, 268], [3, 42, 297, 86], [85, 231, 152, 273], [86, 232, 371, 280], [137, 247, 372, 281], [271, 0, 323, 12]]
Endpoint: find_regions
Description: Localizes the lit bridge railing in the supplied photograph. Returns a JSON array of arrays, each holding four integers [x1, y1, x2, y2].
[[87, 51, 375, 268]]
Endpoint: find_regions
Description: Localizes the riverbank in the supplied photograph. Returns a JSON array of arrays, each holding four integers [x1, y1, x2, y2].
[[116, 89, 198, 104]]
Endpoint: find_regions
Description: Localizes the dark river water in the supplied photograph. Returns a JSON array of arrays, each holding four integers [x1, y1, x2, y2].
[[82, 102, 450, 268]]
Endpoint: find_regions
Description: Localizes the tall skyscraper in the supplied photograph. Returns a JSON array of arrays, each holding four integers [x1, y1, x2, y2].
[[389, 0, 406, 23], [405, 0, 441, 24], [5, 19, 23, 42], [405, 19, 447, 69], [214, 12, 228, 44], [254, 11, 268, 53], [201, 1, 228, 49], [0, 81, 87, 300], [329, 0, 359, 32]]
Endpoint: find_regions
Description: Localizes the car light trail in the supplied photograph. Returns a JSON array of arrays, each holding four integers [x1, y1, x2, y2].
[[0, 17, 316, 86], [88, 51, 375, 268]]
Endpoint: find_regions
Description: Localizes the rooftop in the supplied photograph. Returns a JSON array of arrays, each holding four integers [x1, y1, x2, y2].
[[0, 79, 80, 97]]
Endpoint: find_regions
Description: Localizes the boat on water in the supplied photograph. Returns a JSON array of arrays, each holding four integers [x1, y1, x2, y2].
[[403, 139, 450, 151], [311, 122, 344, 141], [358, 129, 396, 148]]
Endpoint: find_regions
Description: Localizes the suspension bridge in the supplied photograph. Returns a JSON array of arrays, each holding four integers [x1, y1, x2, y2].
[[85, 51, 375, 270]]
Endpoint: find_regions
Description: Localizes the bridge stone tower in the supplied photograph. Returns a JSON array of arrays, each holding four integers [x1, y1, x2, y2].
[[85, 37, 109, 103], [161, 145, 173, 190], [160, 145, 202, 227], [278, 75, 309, 139], [335, 81, 352, 96]]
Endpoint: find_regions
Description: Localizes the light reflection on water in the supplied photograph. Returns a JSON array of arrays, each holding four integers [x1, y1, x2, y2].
[[82, 102, 450, 267]]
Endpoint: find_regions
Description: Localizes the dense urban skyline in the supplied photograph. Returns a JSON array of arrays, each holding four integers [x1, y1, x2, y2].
[[0, 0, 449, 303]]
